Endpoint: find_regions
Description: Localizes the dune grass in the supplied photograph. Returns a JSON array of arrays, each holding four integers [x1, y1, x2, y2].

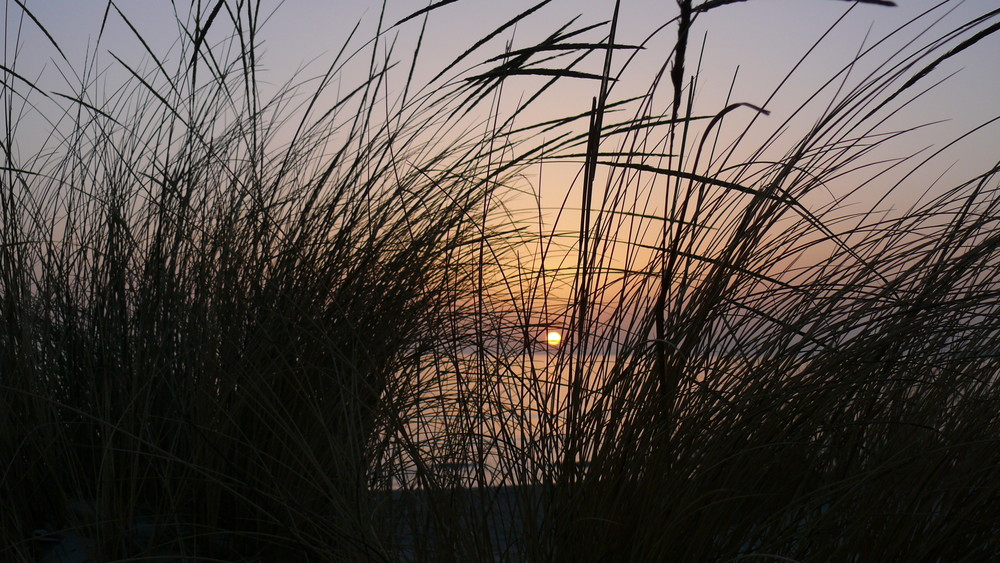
[[2, 0, 999, 560]]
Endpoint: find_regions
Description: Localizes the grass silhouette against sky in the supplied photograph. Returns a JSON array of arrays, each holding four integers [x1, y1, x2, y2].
[[3, 1, 1000, 561]]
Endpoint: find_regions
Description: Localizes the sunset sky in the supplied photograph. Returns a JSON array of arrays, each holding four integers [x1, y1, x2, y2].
[[9, 0, 999, 228]]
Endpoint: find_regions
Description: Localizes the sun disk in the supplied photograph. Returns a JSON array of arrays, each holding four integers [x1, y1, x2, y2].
[[546, 331, 562, 347]]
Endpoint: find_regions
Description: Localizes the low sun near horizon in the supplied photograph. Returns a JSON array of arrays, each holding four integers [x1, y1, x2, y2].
[[546, 330, 562, 347]]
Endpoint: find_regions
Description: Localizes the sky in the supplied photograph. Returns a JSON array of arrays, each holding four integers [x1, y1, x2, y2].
[[10, 0, 997, 185], [6, 0, 999, 263]]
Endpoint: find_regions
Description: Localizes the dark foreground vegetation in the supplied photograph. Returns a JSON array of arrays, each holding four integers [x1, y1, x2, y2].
[[2, 0, 999, 560]]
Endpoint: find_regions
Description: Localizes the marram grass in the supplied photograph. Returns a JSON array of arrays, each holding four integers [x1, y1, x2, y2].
[[2, 1, 999, 561]]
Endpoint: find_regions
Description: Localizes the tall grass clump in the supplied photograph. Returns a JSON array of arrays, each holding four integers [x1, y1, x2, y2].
[[2, 0, 999, 561], [0, 1, 522, 559]]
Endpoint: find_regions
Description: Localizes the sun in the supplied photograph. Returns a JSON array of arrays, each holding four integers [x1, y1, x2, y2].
[[546, 330, 562, 347]]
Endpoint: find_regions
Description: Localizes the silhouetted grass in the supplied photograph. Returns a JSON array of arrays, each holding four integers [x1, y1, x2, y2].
[[2, 1, 999, 561]]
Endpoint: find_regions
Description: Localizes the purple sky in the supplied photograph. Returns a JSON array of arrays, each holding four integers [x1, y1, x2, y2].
[[8, 1, 999, 219]]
